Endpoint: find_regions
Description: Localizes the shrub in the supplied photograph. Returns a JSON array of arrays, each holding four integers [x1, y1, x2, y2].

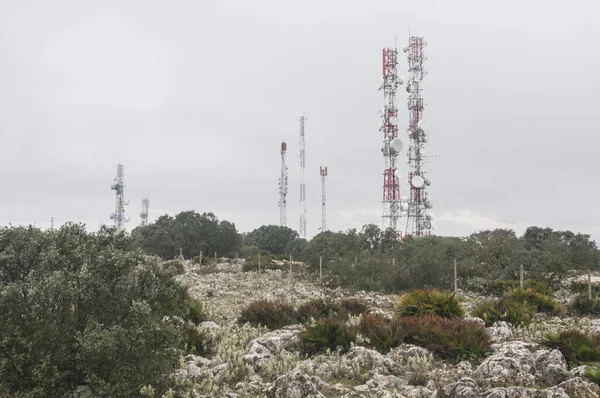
[[184, 327, 209, 355], [336, 298, 370, 318], [399, 316, 492, 361], [570, 281, 600, 297], [472, 298, 536, 327], [359, 313, 405, 352], [299, 317, 356, 356], [162, 260, 185, 276], [296, 298, 336, 323], [238, 299, 296, 330], [394, 289, 465, 319], [504, 287, 563, 315], [571, 293, 600, 315], [179, 299, 206, 325], [242, 255, 283, 272], [488, 279, 555, 296], [585, 366, 600, 386], [192, 255, 214, 266], [542, 330, 600, 366]]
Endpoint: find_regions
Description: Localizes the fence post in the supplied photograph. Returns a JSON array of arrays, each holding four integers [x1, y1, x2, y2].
[[289, 254, 292, 275], [520, 264, 524, 288], [454, 259, 458, 293], [319, 256, 322, 281], [258, 253, 261, 273], [589, 269, 593, 301], [392, 258, 395, 267], [354, 256, 357, 265], [199, 251, 202, 266], [214, 251, 217, 263]]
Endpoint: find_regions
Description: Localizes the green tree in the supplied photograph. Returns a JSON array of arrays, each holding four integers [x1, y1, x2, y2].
[[244, 225, 299, 254]]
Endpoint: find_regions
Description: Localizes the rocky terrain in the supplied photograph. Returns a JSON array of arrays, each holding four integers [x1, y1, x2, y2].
[[171, 260, 600, 397]]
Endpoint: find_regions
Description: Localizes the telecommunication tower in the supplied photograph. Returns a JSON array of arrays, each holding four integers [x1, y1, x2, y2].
[[320, 166, 327, 232], [140, 197, 149, 227], [298, 115, 307, 238], [278, 142, 288, 227], [110, 164, 129, 230], [378, 46, 405, 238], [403, 35, 434, 236], [50, 217, 54, 231]]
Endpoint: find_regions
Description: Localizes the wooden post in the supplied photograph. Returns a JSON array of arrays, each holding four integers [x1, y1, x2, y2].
[[354, 256, 357, 265], [289, 255, 292, 274], [199, 251, 202, 266], [319, 256, 322, 281], [520, 264, 524, 289], [392, 258, 395, 267], [258, 253, 261, 273], [589, 269, 593, 301], [453, 259, 458, 293], [214, 251, 217, 263], [235, 252, 238, 260], [179, 248, 183, 259]]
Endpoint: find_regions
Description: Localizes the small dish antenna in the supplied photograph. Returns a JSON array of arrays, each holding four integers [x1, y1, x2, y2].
[[401, 203, 409, 211], [411, 175, 425, 188], [403, 44, 408, 53], [399, 76, 405, 84], [389, 117, 399, 126], [401, 195, 408, 203], [394, 169, 402, 179], [425, 178, 431, 186], [390, 138, 403, 153], [378, 108, 384, 117], [377, 76, 384, 90]]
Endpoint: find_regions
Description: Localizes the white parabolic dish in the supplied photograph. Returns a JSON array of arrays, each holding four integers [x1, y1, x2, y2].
[[411, 175, 425, 188], [390, 138, 403, 153]]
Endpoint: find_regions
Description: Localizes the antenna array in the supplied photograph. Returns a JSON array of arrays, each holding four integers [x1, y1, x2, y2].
[[403, 36, 434, 236], [320, 166, 327, 232], [299, 116, 307, 238], [140, 197, 149, 227], [278, 142, 288, 227]]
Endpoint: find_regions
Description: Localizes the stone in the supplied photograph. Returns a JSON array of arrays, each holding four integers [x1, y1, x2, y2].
[[486, 321, 514, 344]]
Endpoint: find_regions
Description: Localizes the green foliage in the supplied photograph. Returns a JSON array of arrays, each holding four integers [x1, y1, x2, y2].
[[183, 327, 211, 356], [504, 287, 564, 315], [570, 281, 600, 297], [244, 225, 299, 255], [571, 293, 600, 315], [487, 279, 555, 296], [242, 255, 284, 272], [0, 224, 188, 397], [295, 297, 369, 324], [472, 298, 536, 327], [179, 299, 207, 325], [238, 245, 261, 258], [299, 317, 357, 356], [399, 316, 492, 361], [359, 313, 405, 352], [336, 297, 370, 318], [132, 211, 242, 260], [542, 330, 600, 366], [584, 366, 600, 386], [238, 299, 297, 330], [394, 289, 465, 319]]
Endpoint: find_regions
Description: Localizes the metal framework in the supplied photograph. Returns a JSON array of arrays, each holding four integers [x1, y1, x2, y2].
[[110, 164, 129, 230], [278, 142, 288, 227], [404, 35, 433, 236], [298, 115, 307, 238], [320, 166, 327, 232], [140, 197, 149, 227], [378, 46, 404, 237]]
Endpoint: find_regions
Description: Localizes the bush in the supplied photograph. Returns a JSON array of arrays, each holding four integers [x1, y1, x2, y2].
[[238, 299, 296, 330], [192, 255, 214, 266], [299, 317, 356, 356], [184, 327, 210, 355], [571, 293, 600, 315], [179, 299, 207, 325], [296, 298, 337, 323], [162, 260, 186, 275], [585, 366, 600, 386], [242, 255, 283, 272], [336, 298, 370, 318], [399, 316, 492, 361], [359, 313, 405, 352], [487, 279, 554, 296], [570, 281, 600, 297], [394, 289, 465, 319], [504, 287, 563, 315], [472, 298, 536, 327], [542, 330, 600, 366]]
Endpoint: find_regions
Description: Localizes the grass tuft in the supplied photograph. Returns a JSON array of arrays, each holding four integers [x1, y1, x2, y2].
[[299, 317, 356, 356], [238, 299, 296, 330], [394, 289, 465, 319], [542, 330, 600, 366]]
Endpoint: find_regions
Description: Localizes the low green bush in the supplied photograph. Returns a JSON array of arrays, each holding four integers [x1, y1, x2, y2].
[[399, 315, 492, 361], [359, 313, 405, 352], [162, 260, 185, 276], [184, 327, 210, 355], [242, 255, 284, 272], [488, 279, 555, 296], [191, 255, 214, 266], [504, 287, 563, 315], [585, 366, 600, 386], [394, 289, 465, 319], [570, 281, 600, 297], [472, 298, 536, 327], [238, 299, 296, 330], [542, 330, 600, 366], [299, 317, 356, 356], [296, 298, 337, 323], [179, 299, 207, 325], [336, 298, 370, 318], [571, 293, 600, 315]]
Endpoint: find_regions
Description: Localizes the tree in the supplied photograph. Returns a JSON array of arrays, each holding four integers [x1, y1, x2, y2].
[[244, 225, 299, 255]]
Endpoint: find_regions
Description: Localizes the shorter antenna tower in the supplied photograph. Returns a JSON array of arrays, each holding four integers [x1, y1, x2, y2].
[[320, 166, 328, 232], [298, 115, 307, 238], [140, 197, 149, 227], [278, 142, 288, 227], [110, 164, 129, 230], [50, 217, 54, 231]]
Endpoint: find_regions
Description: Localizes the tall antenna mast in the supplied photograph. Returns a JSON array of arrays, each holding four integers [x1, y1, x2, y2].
[[320, 166, 327, 232], [378, 44, 405, 238], [278, 142, 288, 227], [140, 197, 149, 227], [298, 115, 307, 238], [404, 35, 434, 236], [50, 217, 54, 231], [110, 164, 129, 230]]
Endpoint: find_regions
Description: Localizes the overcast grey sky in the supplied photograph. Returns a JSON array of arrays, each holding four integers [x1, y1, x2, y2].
[[1, 0, 599, 240]]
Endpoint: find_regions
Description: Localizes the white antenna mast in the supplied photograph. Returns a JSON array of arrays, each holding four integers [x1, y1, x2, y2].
[[299, 115, 307, 238], [110, 164, 129, 230], [320, 166, 327, 232], [278, 142, 288, 227]]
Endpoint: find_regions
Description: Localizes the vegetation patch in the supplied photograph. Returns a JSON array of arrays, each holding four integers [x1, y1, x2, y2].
[[394, 289, 465, 319], [570, 293, 600, 315], [542, 330, 600, 366], [504, 287, 563, 315], [299, 317, 357, 356], [238, 299, 296, 330], [472, 298, 536, 327], [242, 255, 284, 272], [359, 313, 405, 352], [488, 279, 555, 296]]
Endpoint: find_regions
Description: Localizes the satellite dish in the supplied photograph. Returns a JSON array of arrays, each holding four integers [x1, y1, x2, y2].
[[401, 196, 408, 202], [417, 119, 428, 131], [403, 44, 408, 53], [394, 169, 402, 178], [406, 84, 412, 93], [401, 203, 409, 211], [411, 175, 425, 188], [389, 117, 399, 126], [425, 201, 433, 209], [377, 76, 384, 90], [399, 76, 405, 84], [390, 138, 403, 153], [378, 108, 384, 117], [425, 178, 431, 186]]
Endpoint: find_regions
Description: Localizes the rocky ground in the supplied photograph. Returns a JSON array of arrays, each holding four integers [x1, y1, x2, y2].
[[171, 260, 600, 397]]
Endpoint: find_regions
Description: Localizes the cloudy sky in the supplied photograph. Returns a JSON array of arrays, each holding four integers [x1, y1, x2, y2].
[[1, 0, 598, 240]]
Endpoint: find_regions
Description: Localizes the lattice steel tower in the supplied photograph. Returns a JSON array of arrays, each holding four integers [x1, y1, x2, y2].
[[378, 46, 405, 237], [278, 142, 288, 227], [110, 164, 129, 230], [320, 166, 327, 232], [404, 35, 433, 236], [298, 115, 307, 238], [140, 197, 149, 227]]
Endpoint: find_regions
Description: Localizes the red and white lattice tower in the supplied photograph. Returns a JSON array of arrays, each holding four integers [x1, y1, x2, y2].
[[320, 166, 327, 232], [278, 142, 288, 227], [404, 35, 433, 236], [378, 46, 405, 238], [110, 164, 129, 230]]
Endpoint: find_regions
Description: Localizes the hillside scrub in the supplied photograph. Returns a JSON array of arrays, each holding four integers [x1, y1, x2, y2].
[[394, 289, 465, 318], [0, 224, 197, 397]]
